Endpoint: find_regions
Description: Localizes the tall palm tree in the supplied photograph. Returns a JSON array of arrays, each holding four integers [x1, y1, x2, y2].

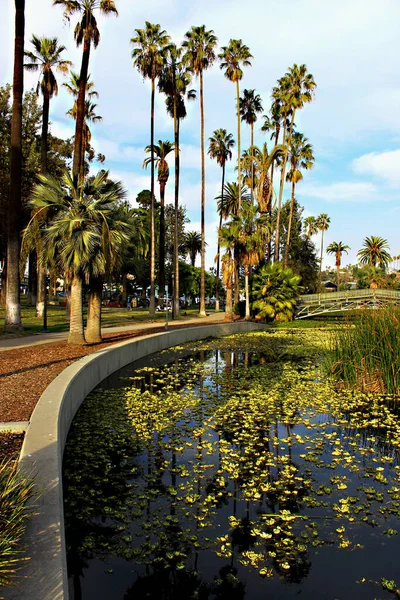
[[159, 44, 196, 317], [357, 236, 391, 268], [239, 89, 262, 203], [184, 231, 202, 267], [283, 132, 314, 267], [216, 182, 248, 220], [220, 224, 236, 322], [241, 143, 285, 215], [5, 0, 25, 331], [30, 169, 126, 345], [208, 129, 234, 312], [303, 216, 318, 238], [218, 39, 252, 209], [326, 241, 350, 292], [182, 25, 217, 317], [274, 65, 316, 260], [53, 0, 118, 176], [143, 140, 174, 296], [131, 22, 171, 317], [24, 36, 71, 320], [316, 213, 330, 282]]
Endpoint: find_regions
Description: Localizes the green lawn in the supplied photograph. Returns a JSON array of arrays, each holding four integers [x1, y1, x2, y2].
[[0, 300, 216, 339]]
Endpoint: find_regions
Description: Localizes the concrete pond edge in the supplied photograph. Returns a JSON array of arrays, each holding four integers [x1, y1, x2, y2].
[[7, 322, 266, 600]]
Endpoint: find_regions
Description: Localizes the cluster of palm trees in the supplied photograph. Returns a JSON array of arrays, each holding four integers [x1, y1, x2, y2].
[[6, 0, 322, 339]]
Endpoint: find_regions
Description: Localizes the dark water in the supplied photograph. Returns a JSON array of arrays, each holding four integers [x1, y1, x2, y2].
[[63, 334, 400, 600]]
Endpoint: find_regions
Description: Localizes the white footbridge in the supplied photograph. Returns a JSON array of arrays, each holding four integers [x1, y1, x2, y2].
[[295, 289, 400, 319]]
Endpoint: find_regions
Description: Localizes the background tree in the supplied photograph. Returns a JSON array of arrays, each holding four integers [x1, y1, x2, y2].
[[5, 0, 25, 330], [357, 236, 391, 269], [316, 213, 330, 284], [53, 0, 118, 176], [183, 25, 217, 317], [326, 241, 350, 292], [184, 231, 202, 267], [239, 88, 262, 203], [131, 22, 170, 316], [303, 215, 318, 238], [218, 39, 252, 209], [208, 128, 234, 312], [283, 132, 314, 267], [144, 140, 174, 297]]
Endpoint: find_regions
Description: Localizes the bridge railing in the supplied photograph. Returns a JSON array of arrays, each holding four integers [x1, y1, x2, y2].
[[298, 289, 400, 305]]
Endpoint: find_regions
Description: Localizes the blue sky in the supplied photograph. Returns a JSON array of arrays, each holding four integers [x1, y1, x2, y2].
[[2, 0, 400, 270]]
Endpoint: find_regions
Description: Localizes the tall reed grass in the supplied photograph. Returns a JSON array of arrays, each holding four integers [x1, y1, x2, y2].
[[0, 461, 35, 589], [325, 306, 400, 395]]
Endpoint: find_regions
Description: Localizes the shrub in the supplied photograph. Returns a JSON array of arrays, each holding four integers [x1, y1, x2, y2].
[[0, 461, 35, 588], [233, 301, 246, 317], [325, 306, 400, 394], [252, 262, 302, 322]]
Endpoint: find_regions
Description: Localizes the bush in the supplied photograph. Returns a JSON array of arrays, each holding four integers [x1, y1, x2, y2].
[[325, 306, 400, 394], [233, 301, 246, 318], [252, 262, 302, 322], [0, 461, 35, 588]]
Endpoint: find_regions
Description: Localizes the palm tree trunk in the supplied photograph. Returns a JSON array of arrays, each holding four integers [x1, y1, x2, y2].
[[73, 38, 90, 177], [121, 273, 128, 307], [274, 110, 295, 262], [236, 79, 241, 211], [86, 276, 103, 344], [36, 262, 45, 318], [199, 70, 206, 317], [215, 162, 225, 313], [28, 250, 37, 306], [41, 92, 49, 173], [225, 284, 233, 322], [267, 127, 280, 262], [68, 273, 86, 345], [149, 77, 156, 317], [173, 101, 180, 319], [0, 257, 7, 308], [336, 263, 340, 292], [250, 122, 254, 205], [37, 92, 50, 320], [319, 230, 325, 286], [245, 268, 250, 320], [234, 244, 240, 305], [5, 0, 25, 330], [159, 180, 166, 302], [283, 180, 296, 268]]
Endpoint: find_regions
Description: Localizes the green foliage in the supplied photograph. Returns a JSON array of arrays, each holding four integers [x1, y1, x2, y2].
[[252, 262, 302, 321], [325, 306, 400, 394], [357, 236, 391, 269], [0, 461, 35, 587]]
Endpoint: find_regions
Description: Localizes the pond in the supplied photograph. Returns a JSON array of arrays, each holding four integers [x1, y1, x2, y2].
[[63, 330, 400, 599]]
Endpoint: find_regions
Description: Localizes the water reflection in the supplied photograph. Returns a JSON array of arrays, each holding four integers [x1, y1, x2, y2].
[[63, 333, 400, 599]]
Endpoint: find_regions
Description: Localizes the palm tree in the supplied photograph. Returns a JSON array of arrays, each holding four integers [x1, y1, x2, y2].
[[326, 241, 350, 292], [144, 140, 174, 297], [239, 89, 262, 203], [182, 25, 217, 317], [216, 182, 246, 220], [283, 132, 314, 267], [208, 129, 235, 312], [24, 36, 71, 320], [241, 143, 285, 214], [131, 22, 171, 317], [5, 0, 25, 331], [220, 224, 236, 321], [30, 169, 126, 345], [303, 216, 318, 238], [274, 65, 316, 260], [252, 262, 302, 321], [53, 0, 118, 176], [357, 236, 391, 269], [218, 39, 252, 209], [316, 213, 330, 282], [184, 231, 202, 267], [159, 44, 196, 318]]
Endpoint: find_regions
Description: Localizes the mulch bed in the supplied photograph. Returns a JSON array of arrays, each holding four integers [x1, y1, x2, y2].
[[0, 321, 225, 423], [0, 433, 24, 463]]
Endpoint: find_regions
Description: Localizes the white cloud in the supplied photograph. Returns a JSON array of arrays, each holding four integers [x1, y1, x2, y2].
[[352, 149, 400, 186], [298, 181, 377, 202]]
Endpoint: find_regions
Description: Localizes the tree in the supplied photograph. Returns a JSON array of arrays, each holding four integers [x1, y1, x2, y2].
[[274, 65, 316, 260], [283, 132, 314, 267], [326, 241, 350, 292], [357, 236, 391, 269], [252, 262, 302, 321], [218, 39, 252, 210], [5, 0, 25, 330], [239, 89, 262, 203], [182, 25, 217, 317], [241, 143, 285, 214], [216, 182, 247, 220], [303, 215, 318, 238], [24, 36, 71, 318], [53, 0, 118, 176], [30, 169, 126, 345], [316, 213, 330, 283], [131, 22, 171, 317], [184, 231, 202, 267], [220, 224, 236, 321], [144, 140, 174, 297], [208, 128, 234, 312]]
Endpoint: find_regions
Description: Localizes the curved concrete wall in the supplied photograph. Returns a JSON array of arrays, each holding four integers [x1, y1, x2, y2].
[[7, 322, 265, 600]]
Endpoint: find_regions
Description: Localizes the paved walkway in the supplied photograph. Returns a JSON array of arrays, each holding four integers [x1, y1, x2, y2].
[[0, 312, 225, 352]]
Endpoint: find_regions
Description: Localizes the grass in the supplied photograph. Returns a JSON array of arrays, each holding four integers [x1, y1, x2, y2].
[[0, 299, 216, 339], [324, 306, 400, 394], [0, 461, 35, 588]]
